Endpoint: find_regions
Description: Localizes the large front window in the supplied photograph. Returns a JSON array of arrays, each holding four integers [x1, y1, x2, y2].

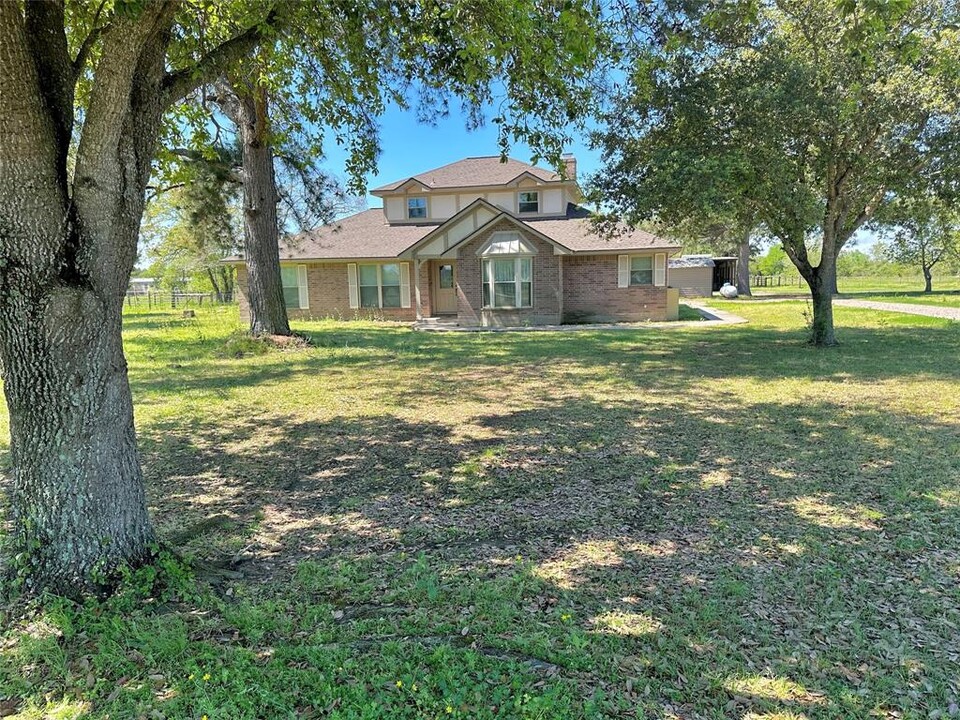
[[630, 256, 653, 286], [482, 257, 532, 308], [359, 263, 402, 308]]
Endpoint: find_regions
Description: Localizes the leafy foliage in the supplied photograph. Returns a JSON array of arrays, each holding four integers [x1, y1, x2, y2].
[[877, 196, 960, 290], [590, 0, 960, 343], [142, 153, 241, 296]]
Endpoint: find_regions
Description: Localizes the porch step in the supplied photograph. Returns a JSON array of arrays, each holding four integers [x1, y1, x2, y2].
[[414, 316, 460, 331]]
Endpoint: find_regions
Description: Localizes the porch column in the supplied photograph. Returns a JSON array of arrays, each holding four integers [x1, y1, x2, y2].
[[414, 255, 423, 320]]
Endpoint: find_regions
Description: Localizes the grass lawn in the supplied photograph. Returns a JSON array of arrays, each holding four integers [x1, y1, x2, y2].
[[751, 274, 960, 297], [2, 302, 960, 719], [852, 291, 960, 309]]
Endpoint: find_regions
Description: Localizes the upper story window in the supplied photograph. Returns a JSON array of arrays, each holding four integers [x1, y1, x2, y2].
[[518, 191, 539, 214], [407, 197, 427, 219]]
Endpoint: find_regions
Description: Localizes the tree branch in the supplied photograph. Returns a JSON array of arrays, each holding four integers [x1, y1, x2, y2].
[[169, 148, 244, 185], [161, 7, 281, 108], [72, 0, 110, 79], [24, 0, 74, 185]]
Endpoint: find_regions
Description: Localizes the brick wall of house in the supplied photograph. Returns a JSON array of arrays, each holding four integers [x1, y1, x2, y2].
[[562, 254, 669, 322], [455, 220, 562, 326], [234, 262, 417, 323], [418, 259, 432, 318]]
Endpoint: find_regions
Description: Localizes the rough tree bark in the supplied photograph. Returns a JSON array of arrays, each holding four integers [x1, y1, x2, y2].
[[808, 264, 837, 347], [220, 81, 291, 336], [0, 4, 171, 593], [0, 3, 272, 594], [735, 233, 752, 296], [923, 266, 933, 293], [782, 236, 839, 347]]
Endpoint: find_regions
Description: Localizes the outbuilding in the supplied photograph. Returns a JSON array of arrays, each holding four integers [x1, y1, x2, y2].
[[668, 255, 715, 297]]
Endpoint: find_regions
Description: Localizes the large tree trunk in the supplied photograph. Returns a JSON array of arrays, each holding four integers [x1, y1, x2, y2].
[[231, 83, 290, 336], [735, 233, 752, 296], [0, 4, 174, 594], [782, 238, 838, 347], [807, 268, 837, 347], [4, 291, 155, 593], [826, 271, 839, 296], [923, 266, 933, 293]]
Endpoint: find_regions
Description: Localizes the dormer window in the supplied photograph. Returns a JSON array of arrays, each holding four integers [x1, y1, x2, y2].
[[518, 191, 539, 214], [407, 197, 427, 219]]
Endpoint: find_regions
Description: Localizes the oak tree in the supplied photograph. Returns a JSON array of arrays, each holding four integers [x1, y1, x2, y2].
[[591, 0, 960, 345], [0, 0, 602, 594]]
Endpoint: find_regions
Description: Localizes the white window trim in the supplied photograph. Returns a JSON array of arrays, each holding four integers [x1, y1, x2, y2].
[[297, 265, 309, 310], [518, 190, 539, 214], [476, 231, 538, 256], [618, 253, 667, 288], [281, 264, 309, 310], [629, 255, 654, 286], [407, 196, 428, 219], [482, 256, 533, 310]]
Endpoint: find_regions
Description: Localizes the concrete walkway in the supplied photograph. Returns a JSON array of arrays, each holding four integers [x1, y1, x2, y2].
[[413, 303, 747, 332], [834, 298, 960, 322], [682, 300, 750, 324]]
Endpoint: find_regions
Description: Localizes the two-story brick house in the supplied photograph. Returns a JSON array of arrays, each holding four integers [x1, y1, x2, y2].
[[231, 155, 682, 327]]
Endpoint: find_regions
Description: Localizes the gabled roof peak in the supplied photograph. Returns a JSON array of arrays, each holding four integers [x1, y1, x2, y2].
[[371, 156, 567, 193]]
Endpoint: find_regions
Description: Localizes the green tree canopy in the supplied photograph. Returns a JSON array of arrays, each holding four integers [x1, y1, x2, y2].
[[590, 0, 960, 344], [0, 0, 605, 595]]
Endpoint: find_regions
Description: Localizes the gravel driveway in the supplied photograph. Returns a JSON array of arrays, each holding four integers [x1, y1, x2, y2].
[[835, 298, 960, 321]]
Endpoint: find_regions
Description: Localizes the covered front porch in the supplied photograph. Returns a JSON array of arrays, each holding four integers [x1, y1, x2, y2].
[[414, 258, 459, 320]]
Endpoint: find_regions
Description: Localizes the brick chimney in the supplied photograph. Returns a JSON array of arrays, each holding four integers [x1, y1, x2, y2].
[[561, 153, 577, 181]]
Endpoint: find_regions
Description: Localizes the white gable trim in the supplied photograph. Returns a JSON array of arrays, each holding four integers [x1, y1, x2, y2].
[[475, 231, 539, 256], [505, 171, 551, 186], [399, 198, 503, 258], [439, 213, 573, 259]]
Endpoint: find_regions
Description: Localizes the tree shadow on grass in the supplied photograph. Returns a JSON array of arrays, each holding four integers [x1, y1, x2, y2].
[[134, 389, 960, 717], [120, 318, 960, 414], [4, 313, 960, 717]]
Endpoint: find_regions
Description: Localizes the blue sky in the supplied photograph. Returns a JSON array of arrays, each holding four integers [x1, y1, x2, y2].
[[320, 102, 601, 210], [320, 102, 879, 250]]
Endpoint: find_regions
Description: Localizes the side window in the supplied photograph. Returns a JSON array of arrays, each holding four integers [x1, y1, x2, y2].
[[630, 256, 653, 285], [407, 197, 427, 219], [380, 263, 401, 308], [281, 266, 301, 309], [518, 191, 539, 213], [358, 264, 379, 307]]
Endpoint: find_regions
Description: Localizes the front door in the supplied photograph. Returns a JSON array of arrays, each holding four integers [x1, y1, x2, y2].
[[434, 262, 457, 314]]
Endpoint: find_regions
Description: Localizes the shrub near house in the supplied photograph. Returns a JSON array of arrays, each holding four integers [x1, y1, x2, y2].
[[228, 156, 682, 326]]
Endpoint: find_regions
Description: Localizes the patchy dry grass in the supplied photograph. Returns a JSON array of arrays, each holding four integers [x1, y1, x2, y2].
[[2, 301, 960, 719]]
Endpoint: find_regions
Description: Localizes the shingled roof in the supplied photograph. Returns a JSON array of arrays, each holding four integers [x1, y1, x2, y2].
[[524, 206, 679, 253], [225, 204, 679, 262], [371, 156, 561, 192], [275, 209, 438, 260]]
